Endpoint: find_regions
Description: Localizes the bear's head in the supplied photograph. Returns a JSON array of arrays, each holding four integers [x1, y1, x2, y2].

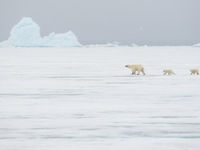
[[125, 64, 130, 68]]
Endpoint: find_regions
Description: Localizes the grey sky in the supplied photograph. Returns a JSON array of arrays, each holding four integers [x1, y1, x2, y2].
[[0, 0, 200, 45]]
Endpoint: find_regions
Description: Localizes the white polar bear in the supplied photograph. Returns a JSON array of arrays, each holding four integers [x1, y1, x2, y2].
[[125, 64, 146, 75], [190, 69, 199, 75], [163, 69, 176, 75]]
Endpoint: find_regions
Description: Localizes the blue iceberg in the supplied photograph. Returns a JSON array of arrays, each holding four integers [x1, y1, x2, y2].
[[0, 17, 81, 47], [8, 17, 42, 47]]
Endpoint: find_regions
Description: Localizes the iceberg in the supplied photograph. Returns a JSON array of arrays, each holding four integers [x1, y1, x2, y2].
[[130, 43, 138, 47], [8, 17, 42, 47], [0, 17, 81, 47], [42, 31, 81, 47]]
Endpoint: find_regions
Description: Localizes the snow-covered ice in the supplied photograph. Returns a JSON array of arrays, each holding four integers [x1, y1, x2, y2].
[[0, 46, 200, 150], [0, 17, 81, 47]]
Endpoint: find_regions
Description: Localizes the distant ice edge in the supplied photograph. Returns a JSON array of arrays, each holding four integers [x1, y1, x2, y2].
[[0, 17, 81, 48], [193, 43, 200, 47]]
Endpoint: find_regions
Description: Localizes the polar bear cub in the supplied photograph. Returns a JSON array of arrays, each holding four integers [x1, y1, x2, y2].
[[125, 64, 146, 75], [190, 69, 199, 75], [163, 69, 176, 75]]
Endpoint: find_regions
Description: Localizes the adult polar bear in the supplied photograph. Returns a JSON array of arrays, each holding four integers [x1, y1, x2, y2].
[[125, 64, 146, 75]]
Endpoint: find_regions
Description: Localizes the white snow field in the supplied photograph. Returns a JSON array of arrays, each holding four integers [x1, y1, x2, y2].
[[0, 46, 200, 150]]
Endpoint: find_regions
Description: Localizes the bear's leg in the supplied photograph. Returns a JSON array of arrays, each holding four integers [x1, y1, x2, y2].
[[132, 69, 136, 75], [137, 70, 141, 75], [141, 68, 146, 75], [163, 72, 167, 75], [197, 72, 199, 75]]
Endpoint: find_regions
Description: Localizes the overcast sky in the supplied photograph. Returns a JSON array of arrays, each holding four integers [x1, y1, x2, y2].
[[0, 0, 200, 45]]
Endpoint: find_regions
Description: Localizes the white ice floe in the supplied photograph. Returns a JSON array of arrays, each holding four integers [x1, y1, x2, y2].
[[0, 17, 81, 47], [0, 46, 200, 150]]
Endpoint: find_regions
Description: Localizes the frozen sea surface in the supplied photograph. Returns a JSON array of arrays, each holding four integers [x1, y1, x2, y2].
[[0, 46, 200, 150]]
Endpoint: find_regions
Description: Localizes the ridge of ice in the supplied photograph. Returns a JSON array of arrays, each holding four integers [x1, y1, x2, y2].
[[0, 17, 81, 47], [193, 43, 200, 47]]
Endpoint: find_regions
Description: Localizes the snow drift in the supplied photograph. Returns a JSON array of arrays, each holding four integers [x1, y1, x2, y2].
[[0, 17, 81, 47]]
